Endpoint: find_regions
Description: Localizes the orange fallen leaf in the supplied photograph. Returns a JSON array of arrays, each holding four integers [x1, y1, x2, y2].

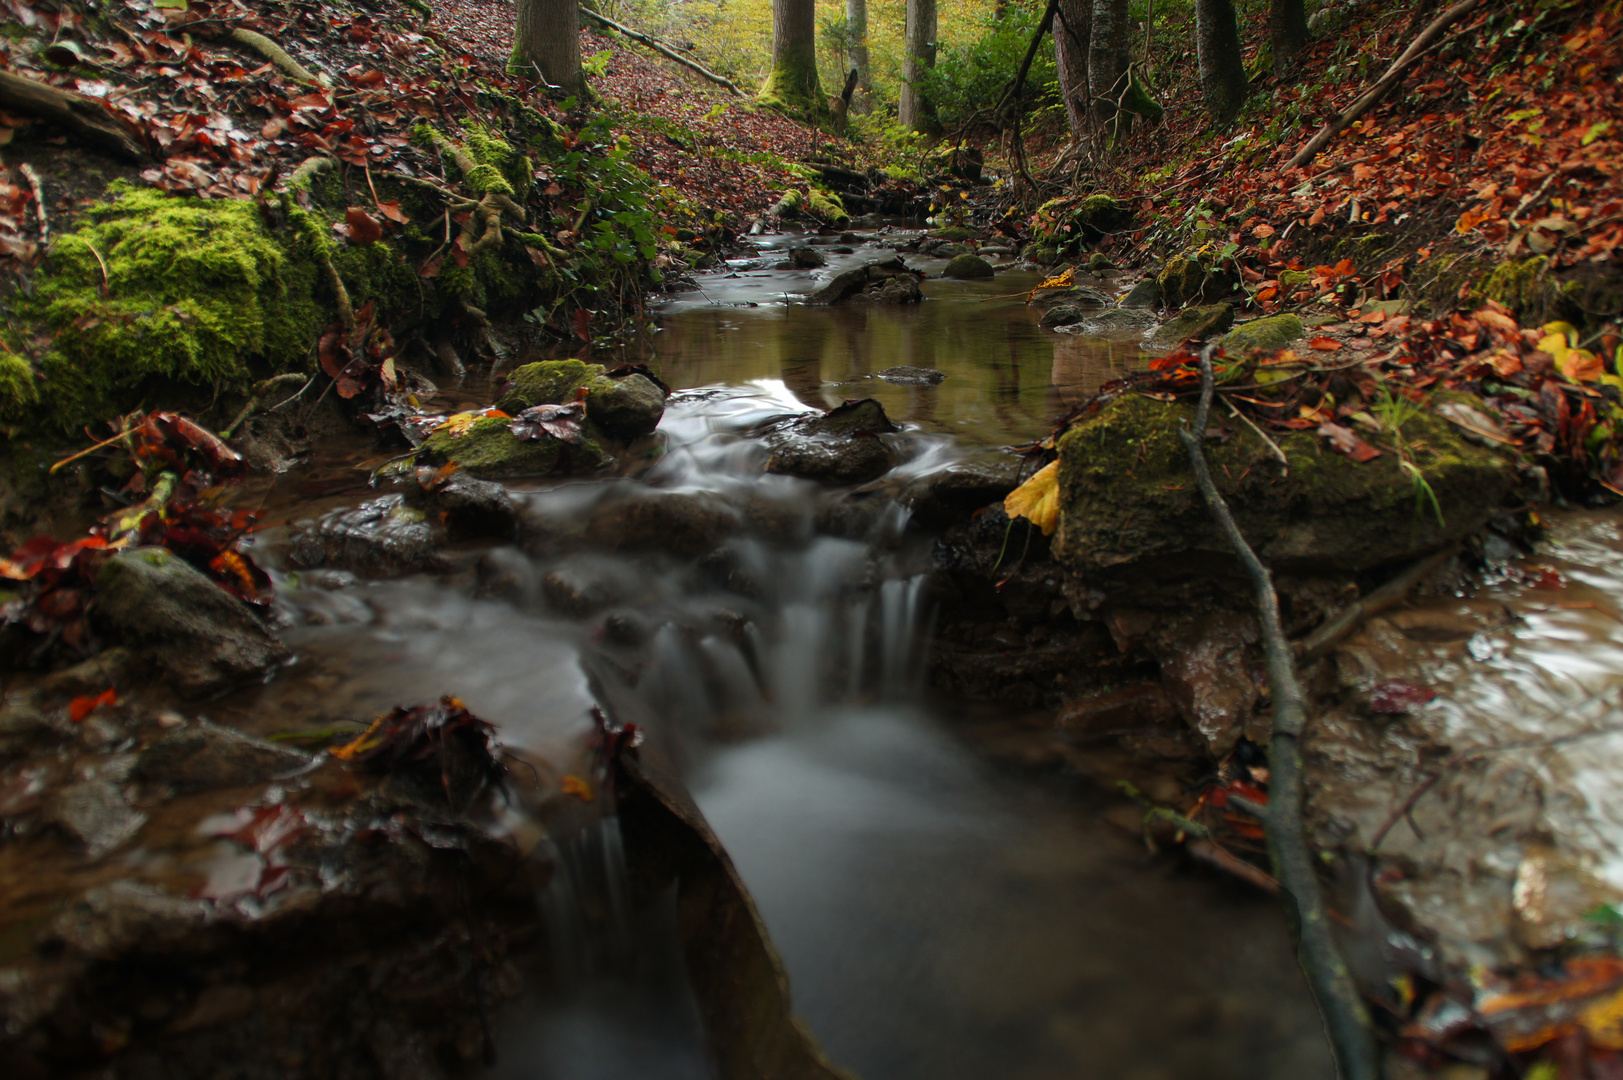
[[1309, 336, 1343, 351], [561, 775, 594, 801], [68, 688, 117, 723]]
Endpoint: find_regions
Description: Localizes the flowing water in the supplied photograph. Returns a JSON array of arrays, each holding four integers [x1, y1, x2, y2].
[[241, 231, 1345, 1078]]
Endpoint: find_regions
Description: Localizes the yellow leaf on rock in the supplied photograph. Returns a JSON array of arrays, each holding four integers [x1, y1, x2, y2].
[[561, 775, 594, 802], [1004, 460, 1061, 536], [431, 411, 480, 439], [1028, 267, 1075, 300]]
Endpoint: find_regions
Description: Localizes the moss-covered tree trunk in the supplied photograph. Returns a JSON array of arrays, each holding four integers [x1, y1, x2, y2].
[[1270, 0, 1310, 74], [759, 0, 825, 118], [1196, 0, 1247, 124], [1088, 0, 1129, 142], [846, 0, 873, 111], [1053, 0, 1092, 143], [899, 0, 940, 135], [509, 0, 582, 93]]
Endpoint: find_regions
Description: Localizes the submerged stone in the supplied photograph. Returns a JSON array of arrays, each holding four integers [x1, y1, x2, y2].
[[134, 720, 313, 793], [291, 495, 448, 577]]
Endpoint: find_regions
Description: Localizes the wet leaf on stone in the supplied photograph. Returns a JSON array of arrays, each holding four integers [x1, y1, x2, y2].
[[1004, 460, 1061, 536], [1367, 679, 1438, 714], [511, 401, 586, 444]]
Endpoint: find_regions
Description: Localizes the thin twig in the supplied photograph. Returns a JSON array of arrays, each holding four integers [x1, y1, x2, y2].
[[1178, 346, 1379, 1080], [1223, 396, 1289, 470], [19, 163, 47, 242]]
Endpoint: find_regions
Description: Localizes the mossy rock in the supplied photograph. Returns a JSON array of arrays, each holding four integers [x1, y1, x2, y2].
[[805, 188, 849, 226], [942, 254, 994, 280], [1279, 269, 1313, 291], [419, 414, 611, 479], [1087, 252, 1118, 272], [1220, 314, 1304, 354], [1147, 303, 1235, 349], [929, 227, 976, 242], [0, 350, 39, 422], [1463, 256, 1585, 325], [497, 359, 602, 413], [1074, 194, 1131, 233], [1022, 243, 1062, 266], [14, 187, 323, 430], [1157, 254, 1211, 309], [1052, 396, 1516, 581]]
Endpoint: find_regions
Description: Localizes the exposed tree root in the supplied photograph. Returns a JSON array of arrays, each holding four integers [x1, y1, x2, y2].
[[0, 70, 147, 161], [579, 8, 744, 96], [226, 27, 331, 88], [1178, 345, 1379, 1080], [1296, 545, 1458, 664]]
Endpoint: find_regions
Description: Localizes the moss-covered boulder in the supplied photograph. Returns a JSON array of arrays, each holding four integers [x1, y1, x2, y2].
[[496, 360, 665, 439], [942, 254, 994, 280], [1156, 251, 1238, 310], [1031, 195, 1133, 250], [12, 188, 323, 430], [419, 414, 611, 479], [1052, 396, 1517, 582], [1147, 303, 1235, 349], [1220, 314, 1304, 354], [928, 226, 976, 242]]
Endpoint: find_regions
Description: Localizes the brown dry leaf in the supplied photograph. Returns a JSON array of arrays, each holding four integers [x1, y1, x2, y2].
[[344, 207, 384, 245], [1004, 460, 1061, 536], [1309, 336, 1343, 351]]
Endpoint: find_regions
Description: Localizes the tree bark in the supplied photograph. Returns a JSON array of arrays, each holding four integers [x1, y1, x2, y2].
[[760, 0, 824, 116], [1196, 0, 1248, 124], [509, 0, 582, 93], [846, 0, 873, 106], [1053, 0, 1092, 143], [1270, 0, 1311, 74], [1088, 0, 1129, 140], [899, 0, 939, 134], [0, 71, 147, 161]]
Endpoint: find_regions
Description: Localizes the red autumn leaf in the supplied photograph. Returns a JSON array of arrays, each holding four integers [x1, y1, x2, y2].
[[1368, 680, 1438, 714], [68, 687, 117, 723], [1318, 422, 1382, 462], [343, 207, 383, 244], [1309, 336, 1343, 351], [373, 199, 409, 224], [1527, 566, 1566, 590]]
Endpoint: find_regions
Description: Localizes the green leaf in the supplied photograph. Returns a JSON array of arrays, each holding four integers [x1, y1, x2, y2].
[[1583, 120, 1614, 146]]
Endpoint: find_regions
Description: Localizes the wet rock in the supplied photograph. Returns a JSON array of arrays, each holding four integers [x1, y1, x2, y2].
[[48, 880, 216, 959], [1056, 682, 1180, 733], [807, 256, 923, 305], [1086, 252, 1118, 272], [93, 548, 289, 698], [1157, 252, 1236, 309], [901, 452, 1024, 528], [36, 647, 138, 699], [0, 699, 67, 763], [942, 253, 994, 280], [1053, 394, 1518, 582], [876, 366, 946, 386], [1154, 613, 1261, 756], [586, 373, 666, 440], [1119, 276, 1161, 309], [764, 398, 901, 485], [406, 475, 517, 542], [788, 246, 826, 269], [1038, 297, 1115, 329], [418, 414, 611, 480], [541, 564, 622, 617], [45, 779, 146, 859], [496, 358, 601, 412], [1068, 307, 1157, 335], [134, 720, 313, 794], [292, 496, 448, 577], [584, 491, 740, 557], [1220, 313, 1304, 353], [1146, 303, 1236, 349]]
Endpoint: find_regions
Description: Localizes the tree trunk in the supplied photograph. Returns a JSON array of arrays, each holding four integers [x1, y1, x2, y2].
[[1053, 0, 1092, 143], [1196, 0, 1248, 124], [509, 0, 582, 93], [1088, 0, 1128, 140], [760, 0, 824, 116], [1270, 0, 1310, 74], [846, 0, 873, 107], [899, 0, 939, 134]]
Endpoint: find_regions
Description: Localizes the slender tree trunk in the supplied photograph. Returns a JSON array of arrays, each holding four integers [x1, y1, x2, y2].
[[1053, 0, 1092, 143], [1196, 0, 1248, 124], [760, 0, 824, 115], [846, 0, 873, 107], [1270, 0, 1310, 74], [509, 0, 582, 92], [1088, 0, 1129, 140], [899, 0, 939, 134]]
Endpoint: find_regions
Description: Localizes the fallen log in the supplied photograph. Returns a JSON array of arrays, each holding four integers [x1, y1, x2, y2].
[[0, 70, 146, 161], [1288, 0, 1482, 170], [579, 9, 744, 97]]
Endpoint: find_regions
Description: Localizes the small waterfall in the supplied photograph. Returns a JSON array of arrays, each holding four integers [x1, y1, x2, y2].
[[539, 814, 634, 982], [877, 574, 932, 701]]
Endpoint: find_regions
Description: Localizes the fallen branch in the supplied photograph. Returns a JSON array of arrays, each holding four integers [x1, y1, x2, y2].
[[19, 163, 48, 242], [1296, 546, 1457, 664], [226, 27, 330, 88], [0, 70, 147, 161], [579, 9, 743, 96], [1178, 346, 1379, 1080], [1288, 0, 1482, 170], [221, 372, 312, 439]]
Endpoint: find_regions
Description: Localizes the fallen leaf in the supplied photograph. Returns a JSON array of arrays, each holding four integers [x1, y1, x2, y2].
[[68, 687, 117, 723], [1004, 460, 1061, 536], [1368, 680, 1437, 714], [343, 207, 383, 244], [1309, 336, 1343, 351]]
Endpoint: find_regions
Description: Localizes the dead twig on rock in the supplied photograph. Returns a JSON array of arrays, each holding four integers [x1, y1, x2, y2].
[[1178, 345, 1379, 1080]]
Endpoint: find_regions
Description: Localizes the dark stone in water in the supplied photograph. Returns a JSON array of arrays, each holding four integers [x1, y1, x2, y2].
[[764, 397, 901, 485], [46, 779, 147, 859], [134, 720, 313, 794], [407, 474, 517, 542], [942, 253, 994, 280], [902, 452, 1024, 528], [807, 256, 923, 305], [584, 491, 741, 557], [291, 495, 448, 578], [789, 246, 826, 268], [93, 548, 289, 698], [877, 366, 946, 386]]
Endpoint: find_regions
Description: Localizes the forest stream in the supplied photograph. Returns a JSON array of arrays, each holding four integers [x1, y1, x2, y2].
[[143, 231, 1620, 1080]]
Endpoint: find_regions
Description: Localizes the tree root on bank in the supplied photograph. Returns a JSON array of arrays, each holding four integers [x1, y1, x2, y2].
[[226, 27, 331, 89], [1178, 345, 1380, 1080], [0, 70, 147, 161], [577, 8, 744, 96], [1296, 545, 1458, 664]]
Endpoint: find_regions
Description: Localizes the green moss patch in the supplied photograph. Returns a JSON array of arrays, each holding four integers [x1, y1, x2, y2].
[[1220, 314, 1304, 354], [11, 187, 322, 431]]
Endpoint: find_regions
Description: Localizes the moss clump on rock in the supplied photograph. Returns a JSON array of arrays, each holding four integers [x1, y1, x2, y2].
[[1148, 303, 1235, 348], [0, 350, 39, 421], [418, 414, 614, 479], [497, 359, 602, 412], [1220, 313, 1304, 354], [805, 188, 849, 226], [497, 360, 665, 440], [929, 226, 976, 242], [14, 187, 322, 430], [1051, 395, 1516, 582]]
